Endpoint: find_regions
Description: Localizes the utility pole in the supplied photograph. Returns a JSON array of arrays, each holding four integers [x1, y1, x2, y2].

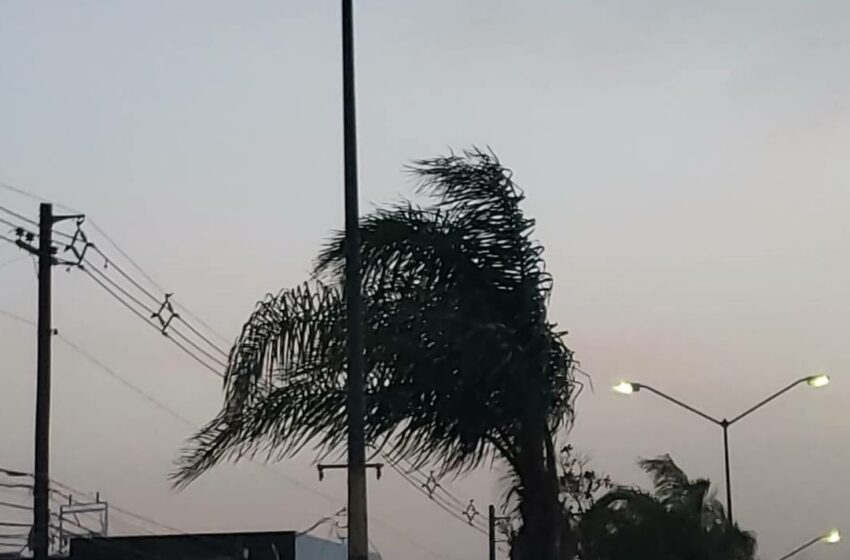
[[33, 202, 54, 560], [722, 421, 732, 525], [15, 203, 83, 560], [488, 505, 496, 560], [488, 505, 509, 560], [341, 1, 369, 560]]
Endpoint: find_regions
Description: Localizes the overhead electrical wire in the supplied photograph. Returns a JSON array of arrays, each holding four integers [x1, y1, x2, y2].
[[0, 181, 495, 559], [0, 308, 451, 560]]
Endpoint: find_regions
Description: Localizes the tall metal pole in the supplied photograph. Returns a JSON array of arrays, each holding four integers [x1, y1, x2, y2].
[[33, 203, 53, 560], [488, 505, 496, 560], [624, 379, 827, 528], [341, 1, 369, 559], [722, 421, 733, 525]]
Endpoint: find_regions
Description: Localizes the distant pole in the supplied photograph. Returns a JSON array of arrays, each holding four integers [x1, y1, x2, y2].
[[488, 505, 496, 560], [33, 203, 54, 560], [722, 422, 733, 525], [341, 1, 369, 560]]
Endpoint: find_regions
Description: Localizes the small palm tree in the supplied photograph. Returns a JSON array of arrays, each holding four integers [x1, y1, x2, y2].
[[174, 149, 577, 560], [578, 455, 757, 560]]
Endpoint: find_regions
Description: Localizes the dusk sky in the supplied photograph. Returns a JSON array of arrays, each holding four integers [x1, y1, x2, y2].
[[1, 1, 848, 559]]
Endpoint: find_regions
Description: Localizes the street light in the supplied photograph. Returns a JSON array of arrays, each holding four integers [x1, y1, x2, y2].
[[612, 381, 636, 395], [777, 529, 840, 560], [824, 529, 841, 544], [807, 374, 830, 388], [612, 374, 830, 524]]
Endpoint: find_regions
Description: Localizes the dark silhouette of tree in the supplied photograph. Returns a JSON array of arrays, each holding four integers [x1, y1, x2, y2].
[[173, 149, 577, 560], [578, 455, 757, 560], [500, 445, 612, 559]]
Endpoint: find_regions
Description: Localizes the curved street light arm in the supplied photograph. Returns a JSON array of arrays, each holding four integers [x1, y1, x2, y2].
[[776, 535, 822, 560], [636, 384, 723, 426], [728, 378, 809, 426]]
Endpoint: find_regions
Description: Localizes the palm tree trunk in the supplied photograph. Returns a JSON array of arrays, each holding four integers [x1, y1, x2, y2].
[[511, 432, 563, 560]]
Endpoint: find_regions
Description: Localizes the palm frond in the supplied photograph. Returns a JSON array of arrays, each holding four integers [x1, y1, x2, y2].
[[582, 456, 758, 560], [176, 149, 576, 501], [316, 151, 575, 467], [638, 454, 692, 507], [173, 283, 347, 487]]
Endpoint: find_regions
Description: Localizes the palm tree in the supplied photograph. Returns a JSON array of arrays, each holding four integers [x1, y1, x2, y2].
[[578, 455, 757, 560], [174, 149, 578, 560]]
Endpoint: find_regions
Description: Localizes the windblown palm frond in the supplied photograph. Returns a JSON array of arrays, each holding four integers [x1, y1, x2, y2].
[[175, 283, 347, 486], [174, 149, 575, 560], [316, 150, 575, 464], [578, 455, 757, 560], [639, 454, 711, 513]]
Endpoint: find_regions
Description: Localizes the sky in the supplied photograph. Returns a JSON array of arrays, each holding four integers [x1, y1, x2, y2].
[[1, 1, 849, 558]]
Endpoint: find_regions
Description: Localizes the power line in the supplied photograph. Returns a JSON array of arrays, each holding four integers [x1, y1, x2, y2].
[[394, 457, 473, 510], [0, 186, 487, 559], [0, 205, 38, 228], [84, 247, 226, 359], [56, 329, 198, 429], [174, 316, 229, 359], [384, 460, 488, 536], [32, 473, 253, 560], [0, 182, 79, 214], [84, 262, 156, 315], [82, 253, 228, 358], [0, 501, 30, 512], [1, 181, 227, 347], [0, 234, 20, 247], [173, 302, 231, 348], [0, 188, 231, 380], [0, 211, 73, 243], [1, 307, 458, 560], [0, 215, 29, 234], [79, 268, 226, 378], [379, 454, 490, 532], [0, 308, 333, 503], [0, 482, 31, 491], [72, 254, 483, 555], [88, 246, 160, 306], [79, 261, 227, 370]]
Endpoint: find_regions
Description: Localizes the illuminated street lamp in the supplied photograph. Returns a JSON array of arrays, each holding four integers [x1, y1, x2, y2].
[[612, 374, 830, 524], [807, 374, 830, 388], [777, 529, 840, 560], [612, 381, 636, 395]]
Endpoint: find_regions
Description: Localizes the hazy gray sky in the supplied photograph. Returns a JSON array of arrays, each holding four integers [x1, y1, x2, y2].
[[1, 1, 849, 559]]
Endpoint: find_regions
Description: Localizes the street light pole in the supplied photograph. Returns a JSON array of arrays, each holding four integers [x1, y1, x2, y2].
[[340, 1, 369, 560], [613, 375, 829, 525]]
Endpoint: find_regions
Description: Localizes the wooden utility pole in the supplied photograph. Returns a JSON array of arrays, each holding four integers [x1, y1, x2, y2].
[[33, 202, 54, 560], [14, 203, 82, 560], [341, 1, 369, 560]]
